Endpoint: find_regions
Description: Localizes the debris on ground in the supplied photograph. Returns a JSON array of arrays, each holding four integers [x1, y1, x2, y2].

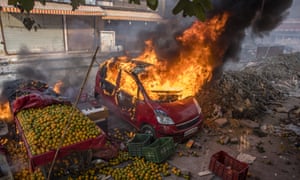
[[0, 52, 299, 179], [197, 52, 300, 120], [198, 170, 212, 177], [236, 153, 256, 164]]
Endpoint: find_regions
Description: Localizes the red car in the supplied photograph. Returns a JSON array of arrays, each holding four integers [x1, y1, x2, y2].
[[94, 58, 203, 141]]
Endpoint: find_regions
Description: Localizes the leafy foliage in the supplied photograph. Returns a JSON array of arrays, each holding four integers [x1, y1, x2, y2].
[[71, 0, 85, 11], [172, 0, 212, 20], [145, 0, 158, 10], [8, 0, 35, 13], [131, 0, 212, 21], [7, 0, 211, 20]]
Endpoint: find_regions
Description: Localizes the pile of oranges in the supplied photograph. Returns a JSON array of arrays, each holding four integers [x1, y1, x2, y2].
[[97, 151, 190, 180], [17, 104, 101, 155], [3, 139, 44, 179]]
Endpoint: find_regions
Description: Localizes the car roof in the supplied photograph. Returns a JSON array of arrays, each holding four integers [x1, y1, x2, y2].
[[108, 58, 153, 75]]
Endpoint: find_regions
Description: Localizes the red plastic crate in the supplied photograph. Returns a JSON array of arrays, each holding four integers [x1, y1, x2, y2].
[[209, 151, 249, 180]]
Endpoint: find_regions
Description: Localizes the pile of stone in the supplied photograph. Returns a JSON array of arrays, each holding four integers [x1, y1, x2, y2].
[[243, 52, 300, 96], [196, 52, 300, 120]]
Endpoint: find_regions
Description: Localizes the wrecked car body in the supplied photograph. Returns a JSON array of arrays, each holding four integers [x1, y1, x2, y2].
[[95, 57, 203, 141]]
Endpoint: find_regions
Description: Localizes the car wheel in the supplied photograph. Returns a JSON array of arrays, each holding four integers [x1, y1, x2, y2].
[[141, 124, 156, 139]]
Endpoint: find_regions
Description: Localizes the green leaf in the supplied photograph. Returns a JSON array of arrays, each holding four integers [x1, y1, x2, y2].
[[8, 0, 18, 6], [172, 0, 189, 15], [20, 0, 35, 13], [71, 0, 85, 10], [192, 6, 206, 20], [146, 0, 158, 10], [192, 0, 209, 21], [173, 0, 211, 21], [200, 0, 212, 10]]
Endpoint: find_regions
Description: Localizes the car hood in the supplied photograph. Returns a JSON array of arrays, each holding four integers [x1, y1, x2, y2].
[[156, 96, 200, 124]]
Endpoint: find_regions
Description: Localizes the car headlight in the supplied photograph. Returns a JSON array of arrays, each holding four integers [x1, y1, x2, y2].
[[193, 98, 202, 114], [154, 110, 174, 125]]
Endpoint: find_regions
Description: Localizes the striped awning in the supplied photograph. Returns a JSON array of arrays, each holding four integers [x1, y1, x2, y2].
[[102, 9, 164, 22], [0, 1, 105, 16]]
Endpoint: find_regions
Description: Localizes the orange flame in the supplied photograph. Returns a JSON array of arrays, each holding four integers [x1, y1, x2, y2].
[[53, 80, 63, 94], [136, 13, 229, 99], [0, 101, 13, 122], [103, 13, 229, 101]]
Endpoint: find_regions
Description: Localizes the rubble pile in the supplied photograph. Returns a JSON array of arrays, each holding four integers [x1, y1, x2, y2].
[[196, 52, 300, 120], [243, 52, 300, 96], [197, 71, 283, 120]]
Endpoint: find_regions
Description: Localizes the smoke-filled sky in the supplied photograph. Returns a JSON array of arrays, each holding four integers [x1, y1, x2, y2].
[[210, 0, 293, 61], [136, 0, 293, 63]]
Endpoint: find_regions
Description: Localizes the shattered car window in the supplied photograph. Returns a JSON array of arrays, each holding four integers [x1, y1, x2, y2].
[[138, 71, 182, 103], [120, 71, 138, 98]]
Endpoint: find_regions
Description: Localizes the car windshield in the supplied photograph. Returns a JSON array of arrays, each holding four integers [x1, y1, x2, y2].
[[137, 71, 183, 103]]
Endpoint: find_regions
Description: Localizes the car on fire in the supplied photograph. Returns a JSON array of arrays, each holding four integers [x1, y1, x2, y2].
[[94, 57, 203, 141]]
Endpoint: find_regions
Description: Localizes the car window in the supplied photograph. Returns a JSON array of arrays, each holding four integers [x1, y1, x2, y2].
[[98, 63, 117, 96], [137, 71, 182, 102], [104, 62, 118, 86], [119, 71, 138, 98]]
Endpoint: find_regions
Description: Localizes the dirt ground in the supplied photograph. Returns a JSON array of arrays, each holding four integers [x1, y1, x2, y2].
[[1, 53, 299, 179], [106, 53, 300, 180], [107, 95, 300, 180]]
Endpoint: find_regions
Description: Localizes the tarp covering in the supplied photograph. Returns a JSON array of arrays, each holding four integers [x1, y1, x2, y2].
[[12, 92, 70, 114]]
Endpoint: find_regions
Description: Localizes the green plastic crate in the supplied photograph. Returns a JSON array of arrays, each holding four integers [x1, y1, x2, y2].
[[142, 137, 175, 163], [128, 133, 151, 157]]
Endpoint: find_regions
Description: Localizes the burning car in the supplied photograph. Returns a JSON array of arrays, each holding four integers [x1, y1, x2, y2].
[[94, 57, 203, 141]]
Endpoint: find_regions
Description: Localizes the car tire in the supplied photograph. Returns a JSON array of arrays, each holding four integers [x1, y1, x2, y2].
[[141, 124, 156, 139]]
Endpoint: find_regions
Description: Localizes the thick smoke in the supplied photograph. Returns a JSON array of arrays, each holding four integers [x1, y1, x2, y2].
[[210, 0, 293, 62], [136, 18, 194, 60], [135, 0, 196, 61], [0, 56, 93, 102], [15, 66, 47, 81], [137, 0, 293, 63]]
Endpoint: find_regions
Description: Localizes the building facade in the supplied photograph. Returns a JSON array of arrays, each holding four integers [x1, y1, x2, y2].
[[0, 0, 163, 55]]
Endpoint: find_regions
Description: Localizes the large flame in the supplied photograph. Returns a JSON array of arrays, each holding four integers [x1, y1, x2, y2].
[[103, 13, 229, 101], [137, 13, 229, 99], [0, 101, 13, 122]]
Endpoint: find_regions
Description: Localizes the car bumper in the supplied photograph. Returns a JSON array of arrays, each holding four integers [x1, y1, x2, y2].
[[156, 114, 204, 142]]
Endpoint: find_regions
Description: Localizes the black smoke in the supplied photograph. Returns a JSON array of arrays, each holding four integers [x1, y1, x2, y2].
[[210, 0, 293, 62], [136, 17, 194, 61], [16, 66, 47, 81], [136, 0, 293, 63]]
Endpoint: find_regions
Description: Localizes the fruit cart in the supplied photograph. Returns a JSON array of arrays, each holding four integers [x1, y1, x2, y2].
[[11, 92, 107, 172]]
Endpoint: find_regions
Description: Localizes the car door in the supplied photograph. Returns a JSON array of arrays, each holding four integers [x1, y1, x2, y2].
[[98, 63, 119, 109], [115, 70, 139, 122]]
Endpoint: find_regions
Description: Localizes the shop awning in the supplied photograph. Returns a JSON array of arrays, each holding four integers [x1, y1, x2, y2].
[[102, 9, 163, 22], [0, 1, 105, 16]]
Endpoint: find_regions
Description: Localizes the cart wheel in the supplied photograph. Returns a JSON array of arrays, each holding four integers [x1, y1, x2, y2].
[[141, 124, 156, 139]]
